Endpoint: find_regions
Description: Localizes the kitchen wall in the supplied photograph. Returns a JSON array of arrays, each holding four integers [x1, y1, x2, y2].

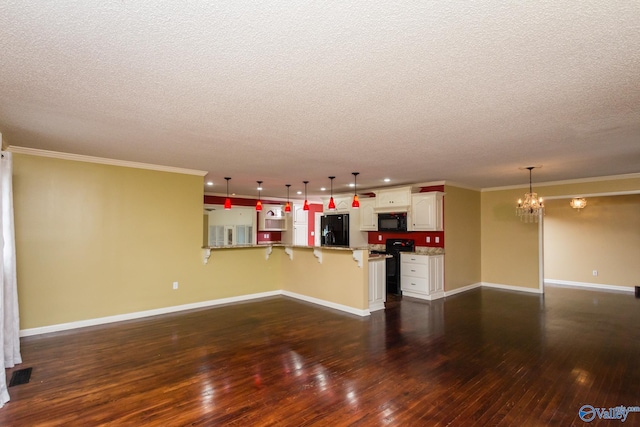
[[544, 194, 640, 288], [443, 185, 481, 292]]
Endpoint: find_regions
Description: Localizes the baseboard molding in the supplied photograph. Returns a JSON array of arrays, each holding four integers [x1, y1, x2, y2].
[[545, 279, 635, 294], [19, 291, 282, 337], [444, 283, 482, 297], [481, 282, 543, 294], [282, 291, 370, 317]]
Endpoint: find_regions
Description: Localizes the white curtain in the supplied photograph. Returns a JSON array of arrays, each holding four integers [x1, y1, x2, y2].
[[0, 151, 22, 407]]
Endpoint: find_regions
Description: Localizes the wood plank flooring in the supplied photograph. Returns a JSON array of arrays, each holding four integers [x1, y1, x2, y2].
[[2, 286, 640, 426]]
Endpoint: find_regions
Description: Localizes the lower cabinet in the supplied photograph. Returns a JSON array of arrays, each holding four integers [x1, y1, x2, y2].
[[400, 253, 444, 300], [368, 258, 386, 311]]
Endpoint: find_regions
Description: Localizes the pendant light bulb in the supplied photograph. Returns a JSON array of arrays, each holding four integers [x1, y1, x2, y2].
[[303, 181, 310, 211], [224, 177, 232, 210], [351, 172, 360, 209], [256, 181, 263, 211], [285, 184, 292, 213], [328, 176, 336, 211]]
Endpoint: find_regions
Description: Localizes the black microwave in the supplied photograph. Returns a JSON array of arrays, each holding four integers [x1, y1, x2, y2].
[[378, 213, 408, 232]]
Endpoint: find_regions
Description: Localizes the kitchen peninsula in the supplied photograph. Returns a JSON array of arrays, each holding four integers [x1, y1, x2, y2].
[[202, 244, 389, 315]]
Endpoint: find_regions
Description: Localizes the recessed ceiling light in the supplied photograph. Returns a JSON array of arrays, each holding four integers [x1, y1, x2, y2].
[[296, 191, 302, 195], [206, 181, 214, 186], [348, 183, 355, 187], [383, 178, 391, 182], [320, 187, 326, 191]]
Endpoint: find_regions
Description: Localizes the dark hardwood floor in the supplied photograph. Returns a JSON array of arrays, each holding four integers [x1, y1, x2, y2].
[[2, 286, 640, 426]]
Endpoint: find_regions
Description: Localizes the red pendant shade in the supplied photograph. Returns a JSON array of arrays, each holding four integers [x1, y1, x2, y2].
[[255, 181, 263, 211], [224, 177, 232, 210], [285, 184, 292, 213], [351, 172, 360, 209], [328, 176, 336, 210], [303, 181, 309, 211]]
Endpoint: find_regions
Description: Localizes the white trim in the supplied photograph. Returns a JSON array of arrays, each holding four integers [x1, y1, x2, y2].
[[441, 181, 481, 192], [482, 172, 640, 192], [444, 282, 482, 297], [545, 279, 635, 293], [481, 282, 543, 294], [538, 214, 545, 293], [541, 190, 640, 200], [19, 291, 281, 337], [7, 146, 207, 176], [282, 291, 370, 317]]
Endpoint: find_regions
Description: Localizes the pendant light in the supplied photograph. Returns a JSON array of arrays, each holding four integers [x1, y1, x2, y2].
[[303, 181, 309, 211], [351, 172, 360, 209], [516, 167, 544, 222], [284, 184, 292, 213], [224, 177, 232, 210], [255, 181, 263, 211], [328, 176, 336, 210]]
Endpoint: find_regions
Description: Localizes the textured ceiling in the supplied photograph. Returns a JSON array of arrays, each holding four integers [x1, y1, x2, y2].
[[1, 1, 639, 199]]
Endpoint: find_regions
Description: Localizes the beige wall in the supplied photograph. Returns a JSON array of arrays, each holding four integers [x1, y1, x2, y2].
[[544, 195, 640, 288], [13, 154, 281, 329], [443, 185, 481, 291], [481, 176, 640, 290], [280, 248, 368, 310]]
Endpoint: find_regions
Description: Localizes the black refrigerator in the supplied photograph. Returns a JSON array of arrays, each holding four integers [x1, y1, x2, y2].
[[321, 214, 349, 247]]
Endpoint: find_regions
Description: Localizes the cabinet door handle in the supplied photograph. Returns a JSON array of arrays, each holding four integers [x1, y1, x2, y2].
[[411, 269, 416, 272], [411, 282, 416, 286]]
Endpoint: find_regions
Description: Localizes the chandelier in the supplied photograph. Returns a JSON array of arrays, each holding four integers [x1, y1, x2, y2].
[[570, 198, 587, 210], [516, 166, 544, 223]]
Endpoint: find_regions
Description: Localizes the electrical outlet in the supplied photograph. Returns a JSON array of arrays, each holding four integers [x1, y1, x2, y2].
[[435, 237, 440, 243], [592, 270, 598, 277], [173, 281, 179, 290], [378, 235, 382, 241], [426, 236, 431, 243]]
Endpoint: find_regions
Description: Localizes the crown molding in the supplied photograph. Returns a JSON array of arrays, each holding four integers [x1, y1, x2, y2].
[[7, 146, 208, 177], [482, 172, 640, 192]]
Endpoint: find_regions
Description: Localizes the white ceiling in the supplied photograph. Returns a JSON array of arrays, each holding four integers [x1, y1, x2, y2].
[[1, 1, 639, 199]]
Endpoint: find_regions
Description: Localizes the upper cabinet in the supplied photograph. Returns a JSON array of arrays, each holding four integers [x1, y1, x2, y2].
[[359, 198, 377, 231], [260, 204, 287, 231], [375, 187, 411, 211], [409, 192, 443, 231], [322, 196, 353, 213]]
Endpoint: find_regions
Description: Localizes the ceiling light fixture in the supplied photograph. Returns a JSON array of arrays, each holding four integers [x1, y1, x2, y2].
[[351, 172, 360, 209], [285, 184, 292, 213], [223, 177, 232, 210], [516, 167, 544, 222], [570, 197, 587, 210], [256, 181, 263, 211], [328, 176, 336, 211], [303, 181, 309, 211]]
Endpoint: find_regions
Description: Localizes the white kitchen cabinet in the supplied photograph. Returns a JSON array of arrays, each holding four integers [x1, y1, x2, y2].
[[410, 192, 443, 231], [359, 198, 377, 230], [368, 257, 386, 311], [293, 204, 307, 225], [375, 187, 411, 209], [400, 253, 444, 300], [333, 196, 352, 212], [260, 204, 287, 231]]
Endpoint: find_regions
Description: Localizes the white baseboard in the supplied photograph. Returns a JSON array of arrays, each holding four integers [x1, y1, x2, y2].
[[20, 290, 282, 337], [444, 282, 482, 297], [481, 282, 543, 294], [282, 291, 370, 317], [545, 279, 635, 293]]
